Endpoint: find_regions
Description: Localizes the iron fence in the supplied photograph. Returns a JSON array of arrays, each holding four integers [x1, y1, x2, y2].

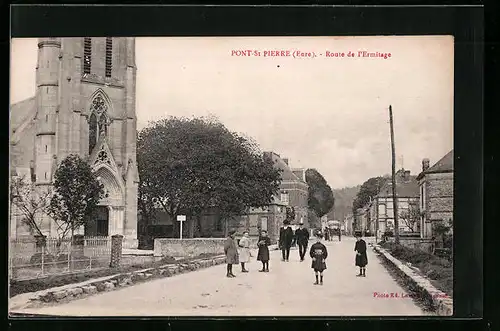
[[9, 236, 112, 281]]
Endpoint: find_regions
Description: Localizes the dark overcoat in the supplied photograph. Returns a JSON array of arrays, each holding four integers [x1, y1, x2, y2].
[[354, 239, 368, 267], [295, 228, 310, 245], [256, 235, 271, 262], [279, 226, 294, 248], [310, 242, 328, 272], [224, 237, 239, 264]]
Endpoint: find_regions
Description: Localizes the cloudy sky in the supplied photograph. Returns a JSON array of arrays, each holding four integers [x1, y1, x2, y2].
[[11, 36, 453, 188]]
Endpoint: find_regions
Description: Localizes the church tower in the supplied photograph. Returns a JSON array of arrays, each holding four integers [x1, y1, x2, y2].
[[29, 37, 139, 247]]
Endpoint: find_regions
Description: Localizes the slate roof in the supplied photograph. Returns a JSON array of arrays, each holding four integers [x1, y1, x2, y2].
[[10, 97, 36, 132], [426, 150, 454, 174], [264, 152, 304, 182], [377, 170, 419, 198]]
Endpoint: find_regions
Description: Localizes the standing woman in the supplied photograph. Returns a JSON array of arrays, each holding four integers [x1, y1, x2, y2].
[[238, 231, 251, 272], [257, 230, 271, 272], [224, 230, 239, 278], [354, 232, 368, 277]]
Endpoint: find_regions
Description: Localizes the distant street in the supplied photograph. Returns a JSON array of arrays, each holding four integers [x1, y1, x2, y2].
[[15, 237, 431, 316]]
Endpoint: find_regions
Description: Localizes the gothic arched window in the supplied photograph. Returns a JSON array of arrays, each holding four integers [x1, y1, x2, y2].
[[88, 94, 110, 154], [88, 113, 98, 153]]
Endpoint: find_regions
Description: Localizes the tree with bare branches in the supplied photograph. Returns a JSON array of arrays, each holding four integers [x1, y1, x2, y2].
[[10, 175, 51, 237], [399, 203, 420, 232]]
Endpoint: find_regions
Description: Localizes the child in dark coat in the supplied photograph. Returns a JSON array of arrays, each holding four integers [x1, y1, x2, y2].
[[354, 232, 368, 277], [257, 230, 271, 272], [309, 231, 328, 285]]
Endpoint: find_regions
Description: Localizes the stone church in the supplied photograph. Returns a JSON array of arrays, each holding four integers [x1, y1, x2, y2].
[[10, 37, 139, 248]]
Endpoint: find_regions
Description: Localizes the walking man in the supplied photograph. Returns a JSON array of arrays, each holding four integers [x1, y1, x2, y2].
[[294, 221, 310, 261], [279, 220, 294, 262]]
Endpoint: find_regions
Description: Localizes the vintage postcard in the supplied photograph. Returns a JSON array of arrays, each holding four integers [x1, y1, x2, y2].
[[9, 36, 453, 316]]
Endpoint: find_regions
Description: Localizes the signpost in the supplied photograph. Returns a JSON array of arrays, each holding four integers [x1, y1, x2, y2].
[[177, 215, 186, 239]]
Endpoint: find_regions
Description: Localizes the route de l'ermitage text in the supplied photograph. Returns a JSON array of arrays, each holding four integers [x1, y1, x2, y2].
[[231, 49, 392, 59]]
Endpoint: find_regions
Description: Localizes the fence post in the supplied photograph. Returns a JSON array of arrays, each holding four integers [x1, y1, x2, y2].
[[110, 235, 123, 268], [68, 240, 71, 271], [34, 235, 47, 253], [41, 244, 45, 276]]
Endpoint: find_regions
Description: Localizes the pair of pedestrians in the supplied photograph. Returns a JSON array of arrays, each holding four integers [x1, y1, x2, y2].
[[279, 221, 310, 262]]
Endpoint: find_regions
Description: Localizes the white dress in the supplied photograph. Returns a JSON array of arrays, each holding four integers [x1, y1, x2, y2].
[[238, 236, 251, 263]]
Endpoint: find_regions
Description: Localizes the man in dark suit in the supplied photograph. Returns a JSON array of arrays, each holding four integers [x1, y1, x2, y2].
[[279, 220, 294, 262], [294, 221, 310, 261]]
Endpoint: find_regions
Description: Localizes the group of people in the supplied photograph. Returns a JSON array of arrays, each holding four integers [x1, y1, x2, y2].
[[223, 221, 368, 284]]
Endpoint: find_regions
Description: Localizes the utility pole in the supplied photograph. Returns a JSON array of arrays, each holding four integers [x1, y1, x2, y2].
[[389, 105, 399, 244]]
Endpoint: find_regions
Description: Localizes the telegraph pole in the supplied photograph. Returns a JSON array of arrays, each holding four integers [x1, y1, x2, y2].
[[389, 105, 399, 244]]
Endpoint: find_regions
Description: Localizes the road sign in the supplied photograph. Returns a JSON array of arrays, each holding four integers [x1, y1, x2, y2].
[[177, 215, 186, 239]]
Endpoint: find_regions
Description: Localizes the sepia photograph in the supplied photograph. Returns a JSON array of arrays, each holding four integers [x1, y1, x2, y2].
[[9, 36, 453, 317]]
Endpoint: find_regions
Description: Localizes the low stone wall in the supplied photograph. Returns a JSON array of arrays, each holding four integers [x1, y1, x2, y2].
[[398, 237, 434, 253], [10, 255, 227, 311], [154, 238, 226, 258], [371, 244, 452, 316]]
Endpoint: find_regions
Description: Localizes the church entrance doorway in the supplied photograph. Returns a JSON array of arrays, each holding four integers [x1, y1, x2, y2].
[[85, 206, 109, 237]]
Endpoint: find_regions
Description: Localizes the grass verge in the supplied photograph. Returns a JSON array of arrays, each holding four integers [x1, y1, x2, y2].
[[379, 241, 453, 298], [10, 252, 221, 298]]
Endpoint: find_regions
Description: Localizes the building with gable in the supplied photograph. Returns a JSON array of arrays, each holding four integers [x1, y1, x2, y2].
[[417, 150, 454, 239], [263, 152, 309, 227], [371, 169, 420, 235]]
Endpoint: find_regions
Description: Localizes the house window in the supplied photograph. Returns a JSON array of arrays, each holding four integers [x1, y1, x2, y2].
[[261, 217, 268, 231], [378, 204, 386, 216], [83, 37, 92, 74], [422, 182, 427, 210], [105, 37, 112, 77], [88, 94, 110, 154], [420, 185, 424, 209], [280, 192, 289, 204], [399, 201, 409, 209]]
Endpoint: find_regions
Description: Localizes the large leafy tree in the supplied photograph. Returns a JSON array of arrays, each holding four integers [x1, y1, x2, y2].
[[305, 168, 335, 219], [137, 116, 282, 238], [48, 154, 105, 245], [352, 176, 387, 212]]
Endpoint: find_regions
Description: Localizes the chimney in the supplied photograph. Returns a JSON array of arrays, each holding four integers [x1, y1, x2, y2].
[[422, 158, 430, 171], [404, 170, 410, 181], [283, 158, 289, 165]]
